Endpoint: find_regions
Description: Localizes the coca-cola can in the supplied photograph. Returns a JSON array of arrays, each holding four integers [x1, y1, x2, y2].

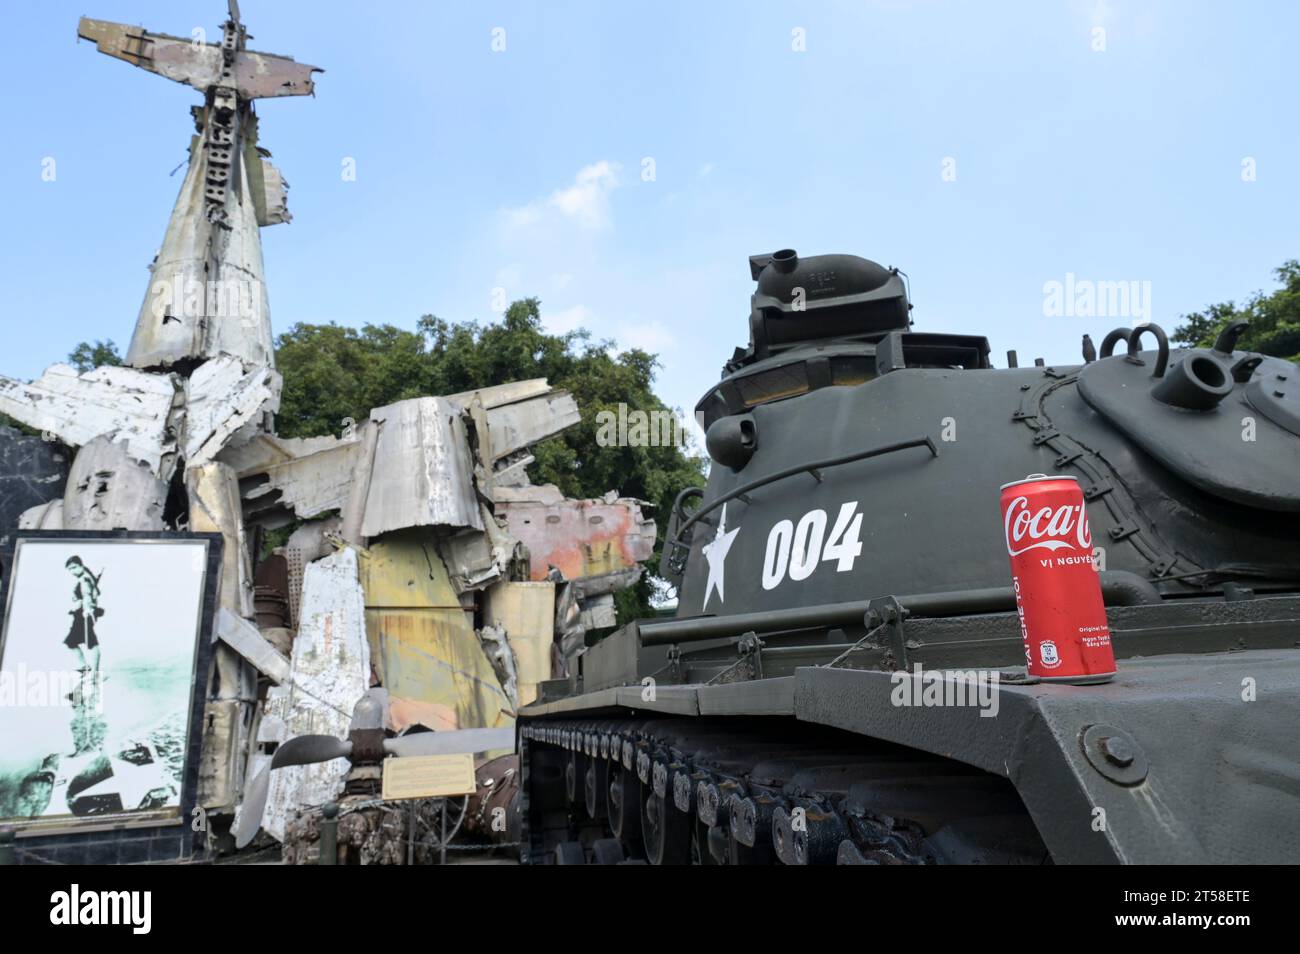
[[1000, 473, 1115, 684]]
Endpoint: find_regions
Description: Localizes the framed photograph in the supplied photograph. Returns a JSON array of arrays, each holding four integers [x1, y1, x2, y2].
[[0, 531, 221, 837]]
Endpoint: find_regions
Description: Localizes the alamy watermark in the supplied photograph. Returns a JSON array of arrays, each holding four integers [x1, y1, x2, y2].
[[1042, 273, 1151, 323], [50, 884, 151, 934], [596, 403, 700, 448], [149, 274, 263, 327], [0, 664, 105, 712], [890, 665, 1001, 718]]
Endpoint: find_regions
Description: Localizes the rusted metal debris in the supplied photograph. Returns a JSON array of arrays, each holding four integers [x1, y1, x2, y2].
[[360, 535, 512, 733], [0, 364, 182, 479], [183, 357, 281, 467], [187, 460, 255, 617], [0, 4, 664, 862], [257, 548, 371, 842], [217, 609, 291, 685], [363, 397, 482, 535], [62, 434, 171, 532], [496, 483, 657, 582]]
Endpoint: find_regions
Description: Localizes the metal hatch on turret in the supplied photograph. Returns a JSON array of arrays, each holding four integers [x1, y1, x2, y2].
[[1076, 322, 1300, 511], [695, 250, 990, 431]]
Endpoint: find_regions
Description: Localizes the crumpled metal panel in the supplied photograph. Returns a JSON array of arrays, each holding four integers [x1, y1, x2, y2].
[[496, 485, 657, 582], [283, 516, 342, 623], [360, 535, 514, 734], [218, 432, 348, 475], [62, 434, 169, 531], [361, 398, 481, 536], [261, 548, 370, 842], [477, 391, 580, 463], [436, 502, 525, 593], [443, 380, 578, 499], [217, 608, 290, 684], [0, 364, 181, 478], [233, 434, 363, 525], [578, 592, 617, 630], [256, 158, 292, 226], [128, 131, 276, 370], [445, 378, 554, 411], [183, 356, 281, 468], [477, 624, 518, 709], [187, 460, 255, 618]]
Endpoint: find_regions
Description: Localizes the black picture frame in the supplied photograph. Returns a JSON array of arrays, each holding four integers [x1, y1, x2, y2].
[[0, 530, 223, 863]]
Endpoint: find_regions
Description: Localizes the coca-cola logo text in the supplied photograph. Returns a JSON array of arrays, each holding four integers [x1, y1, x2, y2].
[[1003, 495, 1092, 556]]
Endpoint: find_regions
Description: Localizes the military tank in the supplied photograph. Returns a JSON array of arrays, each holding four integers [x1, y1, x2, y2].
[[517, 249, 1300, 865]]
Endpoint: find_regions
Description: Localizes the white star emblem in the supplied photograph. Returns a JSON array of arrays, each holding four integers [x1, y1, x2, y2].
[[701, 503, 740, 611]]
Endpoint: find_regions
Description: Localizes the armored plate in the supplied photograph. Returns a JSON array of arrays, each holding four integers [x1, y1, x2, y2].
[[1076, 349, 1300, 511]]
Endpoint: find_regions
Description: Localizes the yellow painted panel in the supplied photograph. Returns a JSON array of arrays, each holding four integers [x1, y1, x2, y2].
[[483, 580, 555, 637], [360, 531, 462, 610], [361, 533, 513, 740], [366, 609, 513, 733], [484, 581, 555, 710]]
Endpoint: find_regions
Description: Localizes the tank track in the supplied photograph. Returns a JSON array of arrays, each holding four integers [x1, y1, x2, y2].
[[520, 717, 1051, 865]]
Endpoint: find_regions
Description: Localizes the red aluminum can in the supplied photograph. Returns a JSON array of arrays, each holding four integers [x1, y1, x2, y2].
[[1000, 474, 1115, 684]]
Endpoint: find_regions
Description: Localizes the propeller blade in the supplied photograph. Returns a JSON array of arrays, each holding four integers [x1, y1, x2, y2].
[[271, 734, 353, 769], [233, 736, 352, 849], [233, 764, 270, 850], [384, 728, 516, 758]]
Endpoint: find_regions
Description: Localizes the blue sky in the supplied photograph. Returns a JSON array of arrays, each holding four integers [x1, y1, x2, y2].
[[2, 0, 1297, 426]]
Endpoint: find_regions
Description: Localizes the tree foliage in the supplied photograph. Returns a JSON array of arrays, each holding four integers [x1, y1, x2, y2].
[[1172, 260, 1300, 361], [67, 339, 123, 373]]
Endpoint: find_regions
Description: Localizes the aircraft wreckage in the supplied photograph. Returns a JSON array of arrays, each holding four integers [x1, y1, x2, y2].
[[0, 3, 654, 863]]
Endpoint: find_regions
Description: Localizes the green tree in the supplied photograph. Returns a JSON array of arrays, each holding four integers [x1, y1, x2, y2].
[[67, 339, 123, 373], [1172, 260, 1300, 361], [273, 322, 433, 439]]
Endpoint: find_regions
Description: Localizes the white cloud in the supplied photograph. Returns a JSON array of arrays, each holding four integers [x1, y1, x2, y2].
[[504, 161, 622, 232], [697, 162, 715, 177]]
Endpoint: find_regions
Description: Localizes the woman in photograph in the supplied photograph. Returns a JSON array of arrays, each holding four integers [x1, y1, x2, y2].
[[63, 556, 104, 690]]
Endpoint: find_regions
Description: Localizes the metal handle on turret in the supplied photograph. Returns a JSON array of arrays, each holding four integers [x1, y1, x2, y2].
[[1125, 323, 1169, 378], [1098, 327, 1130, 358]]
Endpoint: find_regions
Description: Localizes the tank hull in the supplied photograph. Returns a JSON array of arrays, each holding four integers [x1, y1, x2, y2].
[[519, 638, 1300, 864]]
